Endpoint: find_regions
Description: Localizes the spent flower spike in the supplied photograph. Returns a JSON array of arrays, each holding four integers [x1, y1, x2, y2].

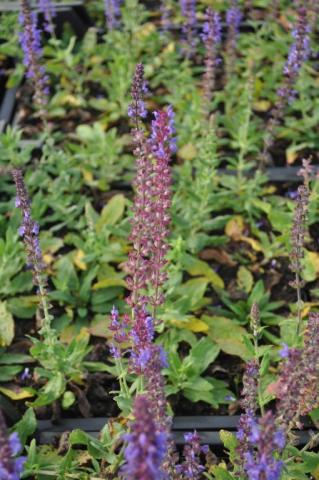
[[180, 0, 197, 57]]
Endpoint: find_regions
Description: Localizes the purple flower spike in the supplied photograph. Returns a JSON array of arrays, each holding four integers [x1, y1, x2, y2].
[[180, 0, 197, 58], [19, 0, 49, 108], [128, 64, 148, 125], [38, 0, 56, 34], [122, 395, 167, 480], [104, 0, 122, 30], [224, 0, 242, 81], [176, 431, 206, 479], [0, 410, 26, 480], [201, 8, 222, 114], [12, 169, 46, 291], [244, 412, 285, 480], [263, 7, 311, 163]]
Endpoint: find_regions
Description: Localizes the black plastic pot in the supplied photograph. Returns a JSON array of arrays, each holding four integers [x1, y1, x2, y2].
[[37, 415, 316, 446]]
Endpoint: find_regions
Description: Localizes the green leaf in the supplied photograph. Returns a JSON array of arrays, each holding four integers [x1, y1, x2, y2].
[[0, 301, 14, 346], [187, 337, 220, 375], [62, 391, 76, 409], [96, 194, 126, 231], [237, 266, 253, 293], [29, 373, 66, 407], [203, 315, 252, 360], [219, 430, 238, 452], [13, 408, 36, 446]]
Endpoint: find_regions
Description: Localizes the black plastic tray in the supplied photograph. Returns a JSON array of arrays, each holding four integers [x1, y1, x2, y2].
[[37, 415, 316, 445]]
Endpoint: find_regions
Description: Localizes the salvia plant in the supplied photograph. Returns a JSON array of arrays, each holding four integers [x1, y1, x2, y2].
[[1, 1, 319, 479]]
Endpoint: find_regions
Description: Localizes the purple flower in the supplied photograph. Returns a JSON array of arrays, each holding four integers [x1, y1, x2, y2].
[[0, 411, 26, 480], [125, 106, 174, 310], [38, 0, 56, 34], [226, 1, 242, 39], [201, 8, 221, 114], [244, 412, 285, 480], [19, 0, 49, 107], [224, 0, 242, 80], [12, 169, 46, 290], [104, 0, 122, 30], [180, 0, 197, 58], [122, 395, 167, 480], [176, 431, 206, 479], [108, 305, 129, 358], [128, 64, 148, 124], [262, 7, 311, 163], [279, 343, 289, 358]]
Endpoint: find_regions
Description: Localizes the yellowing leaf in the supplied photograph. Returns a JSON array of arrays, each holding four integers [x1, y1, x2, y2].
[[0, 386, 34, 400], [286, 148, 298, 165], [162, 41, 175, 55], [178, 143, 197, 161], [253, 100, 271, 112], [184, 255, 224, 289], [0, 301, 14, 346], [239, 236, 263, 252], [82, 169, 93, 183], [43, 253, 54, 265], [73, 249, 87, 271], [225, 216, 244, 241], [173, 317, 209, 333], [301, 302, 319, 318], [93, 277, 126, 289], [303, 250, 319, 282], [89, 315, 111, 338], [136, 22, 156, 39], [203, 315, 252, 360]]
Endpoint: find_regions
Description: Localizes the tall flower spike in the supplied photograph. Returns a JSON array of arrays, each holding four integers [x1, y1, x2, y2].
[[128, 64, 148, 126], [148, 106, 175, 311], [125, 64, 153, 308], [289, 176, 310, 333], [201, 8, 221, 116], [224, 0, 242, 81], [0, 410, 26, 480], [19, 0, 49, 109], [244, 411, 285, 480], [262, 6, 310, 165], [235, 360, 259, 475], [38, 0, 56, 34], [122, 395, 167, 480], [12, 169, 52, 338], [276, 313, 319, 431], [180, 0, 197, 58], [176, 431, 207, 479], [104, 0, 122, 30], [160, 0, 172, 32]]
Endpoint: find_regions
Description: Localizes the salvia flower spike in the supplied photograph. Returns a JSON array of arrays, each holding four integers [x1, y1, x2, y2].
[[176, 431, 208, 479], [244, 411, 285, 480], [201, 8, 222, 116], [0, 409, 26, 480], [289, 172, 310, 334], [180, 0, 197, 58], [12, 168, 52, 339], [19, 0, 49, 109], [104, 0, 122, 30], [38, 0, 56, 34], [262, 6, 310, 164], [224, 0, 242, 81], [122, 395, 167, 480]]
